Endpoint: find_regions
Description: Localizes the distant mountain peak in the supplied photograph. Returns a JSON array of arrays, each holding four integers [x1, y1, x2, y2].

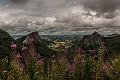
[[29, 31, 39, 36], [92, 31, 101, 37]]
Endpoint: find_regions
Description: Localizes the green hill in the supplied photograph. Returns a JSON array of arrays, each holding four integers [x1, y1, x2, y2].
[[0, 29, 14, 60]]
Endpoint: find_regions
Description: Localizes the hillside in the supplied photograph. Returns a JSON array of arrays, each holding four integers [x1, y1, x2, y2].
[[1, 30, 120, 80], [0, 29, 14, 60], [103, 34, 120, 55]]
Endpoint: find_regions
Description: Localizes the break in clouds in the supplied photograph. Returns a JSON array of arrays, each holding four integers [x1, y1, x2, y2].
[[0, 0, 120, 35]]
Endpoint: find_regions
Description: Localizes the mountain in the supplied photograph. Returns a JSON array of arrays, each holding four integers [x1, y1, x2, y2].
[[16, 32, 55, 57], [1, 29, 120, 59], [75, 31, 120, 56], [0, 29, 14, 60], [80, 31, 103, 49]]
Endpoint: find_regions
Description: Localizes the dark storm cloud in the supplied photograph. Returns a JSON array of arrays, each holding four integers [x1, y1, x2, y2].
[[81, 0, 120, 12], [5, 0, 71, 17], [6, 0, 120, 18], [10, 0, 28, 4], [0, 0, 120, 34], [79, 0, 120, 18]]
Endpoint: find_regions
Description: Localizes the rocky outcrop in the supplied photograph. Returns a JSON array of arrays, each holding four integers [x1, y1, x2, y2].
[[10, 32, 45, 75], [16, 32, 55, 57], [80, 31, 103, 47], [20, 32, 44, 63]]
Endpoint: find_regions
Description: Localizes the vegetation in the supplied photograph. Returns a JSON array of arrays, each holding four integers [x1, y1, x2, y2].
[[0, 29, 14, 60], [0, 29, 120, 80]]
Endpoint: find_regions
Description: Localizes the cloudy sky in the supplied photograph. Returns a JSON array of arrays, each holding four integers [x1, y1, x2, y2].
[[0, 0, 120, 35]]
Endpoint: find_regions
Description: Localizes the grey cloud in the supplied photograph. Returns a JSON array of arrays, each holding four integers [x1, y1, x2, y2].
[[6, 0, 71, 17], [4, 0, 120, 18], [81, 0, 120, 12], [0, 0, 120, 35], [1, 11, 120, 35], [10, 0, 28, 4], [79, 0, 120, 18]]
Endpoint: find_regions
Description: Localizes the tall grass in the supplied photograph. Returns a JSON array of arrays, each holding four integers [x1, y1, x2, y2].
[[0, 47, 120, 80]]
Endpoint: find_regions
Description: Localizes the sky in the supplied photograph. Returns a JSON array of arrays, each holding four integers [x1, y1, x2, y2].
[[0, 0, 120, 35]]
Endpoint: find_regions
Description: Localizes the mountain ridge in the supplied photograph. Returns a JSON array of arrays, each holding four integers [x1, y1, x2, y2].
[[1, 29, 120, 59]]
